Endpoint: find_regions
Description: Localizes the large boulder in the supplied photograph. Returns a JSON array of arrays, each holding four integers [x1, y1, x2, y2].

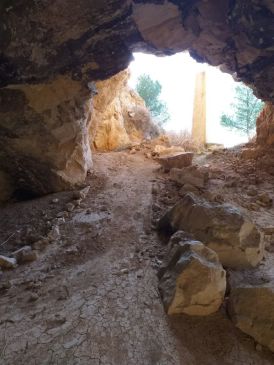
[[228, 283, 274, 352], [158, 193, 264, 269], [156, 152, 193, 172], [159, 234, 226, 316], [0, 76, 93, 197], [170, 165, 209, 188]]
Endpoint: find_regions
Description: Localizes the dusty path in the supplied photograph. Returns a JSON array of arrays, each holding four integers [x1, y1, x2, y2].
[[0, 152, 274, 365]]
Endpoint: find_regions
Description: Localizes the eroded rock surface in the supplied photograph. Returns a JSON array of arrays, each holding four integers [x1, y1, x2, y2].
[[158, 193, 264, 269], [228, 280, 274, 353], [157, 152, 193, 172], [159, 233, 226, 316], [257, 103, 274, 146], [1, 1, 273, 104], [170, 165, 208, 188], [90, 70, 159, 151], [0, 77, 93, 197]]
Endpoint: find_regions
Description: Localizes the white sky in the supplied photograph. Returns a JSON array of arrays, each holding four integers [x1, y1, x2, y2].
[[129, 52, 249, 147]]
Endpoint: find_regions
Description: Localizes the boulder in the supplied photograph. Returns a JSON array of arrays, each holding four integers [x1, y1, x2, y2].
[[159, 235, 226, 316], [228, 284, 274, 352], [170, 165, 208, 188], [153, 145, 185, 156], [156, 152, 193, 172], [0, 76, 93, 198], [158, 193, 264, 269], [0, 256, 17, 269]]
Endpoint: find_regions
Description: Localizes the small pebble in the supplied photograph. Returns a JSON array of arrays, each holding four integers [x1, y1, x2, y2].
[[28, 292, 39, 302]]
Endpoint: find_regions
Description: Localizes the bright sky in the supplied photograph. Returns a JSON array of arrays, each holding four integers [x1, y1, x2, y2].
[[129, 52, 249, 147]]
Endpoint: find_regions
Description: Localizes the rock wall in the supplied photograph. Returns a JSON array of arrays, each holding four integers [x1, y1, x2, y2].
[[90, 70, 159, 151], [256, 103, 274, 146], [0, 77, 92, 199]]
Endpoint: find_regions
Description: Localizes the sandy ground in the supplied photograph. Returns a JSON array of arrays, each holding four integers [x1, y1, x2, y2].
[[0, 150, 274, 365]]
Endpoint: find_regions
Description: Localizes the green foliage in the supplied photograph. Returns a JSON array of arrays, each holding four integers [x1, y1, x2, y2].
[[220, 83, 264, 139], [136, 74, 170, 126]]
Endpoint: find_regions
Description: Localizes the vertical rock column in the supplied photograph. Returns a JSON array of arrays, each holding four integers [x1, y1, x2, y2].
[[0, 76, 93, 199], [191, 72, 207, 146]]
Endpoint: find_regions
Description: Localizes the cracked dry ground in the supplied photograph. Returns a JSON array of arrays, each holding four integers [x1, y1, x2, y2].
[[1, 151, 274, 365]]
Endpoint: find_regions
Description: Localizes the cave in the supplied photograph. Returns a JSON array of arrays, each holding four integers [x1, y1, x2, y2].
[[0, 1, 274, 364]]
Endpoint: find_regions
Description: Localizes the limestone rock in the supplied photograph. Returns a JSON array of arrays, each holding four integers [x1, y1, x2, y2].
[[170, 166, 208, 188], [192, 72, 206, 145], [0, 77, 92, 198], [156, 153, 193, 172], [153, 145, 185, 156], [158, 193, 264, 269], [228, 284, 274, 353], [90, 70, 159, 151], [159, 237, 226, 316], [0, 256, 17, 270]]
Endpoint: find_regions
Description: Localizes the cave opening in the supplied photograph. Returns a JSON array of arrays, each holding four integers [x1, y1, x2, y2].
[[128, 51, 264, 148], [1, 0, 274, 361]]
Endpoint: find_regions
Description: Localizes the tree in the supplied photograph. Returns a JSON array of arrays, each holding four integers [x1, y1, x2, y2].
[[136, 74, 170, 126], [220, 83, 264, 139]]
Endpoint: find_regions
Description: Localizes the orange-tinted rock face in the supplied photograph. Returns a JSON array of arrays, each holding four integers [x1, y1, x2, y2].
[[90, 70, 159, 151], [257, 103, 274, 146]]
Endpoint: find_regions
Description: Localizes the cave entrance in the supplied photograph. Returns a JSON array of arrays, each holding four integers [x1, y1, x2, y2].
[[128, 51, 264, 149]]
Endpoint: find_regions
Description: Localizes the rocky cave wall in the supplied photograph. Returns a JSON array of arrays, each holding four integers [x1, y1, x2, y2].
[[0, 77, 92, 201], [257, 103, 274, 146], [0, 0, 273, 199], [90, 69, 159, 151]]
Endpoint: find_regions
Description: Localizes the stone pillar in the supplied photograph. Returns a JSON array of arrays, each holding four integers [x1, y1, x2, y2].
[[191, 71, 207, 146]]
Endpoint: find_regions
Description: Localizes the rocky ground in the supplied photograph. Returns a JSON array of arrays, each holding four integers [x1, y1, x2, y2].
[[0, 147, 274, 364]]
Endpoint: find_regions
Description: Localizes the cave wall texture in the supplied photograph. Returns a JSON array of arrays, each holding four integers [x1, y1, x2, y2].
[[90, 69, 159, 152], [0, 0, 274, 199]]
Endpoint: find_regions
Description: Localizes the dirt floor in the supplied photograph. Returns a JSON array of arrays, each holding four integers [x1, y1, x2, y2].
[[0, 150, 274, 365]]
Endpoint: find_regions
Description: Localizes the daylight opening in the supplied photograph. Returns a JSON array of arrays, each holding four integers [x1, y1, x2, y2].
[[129, 52, 264, 148]]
